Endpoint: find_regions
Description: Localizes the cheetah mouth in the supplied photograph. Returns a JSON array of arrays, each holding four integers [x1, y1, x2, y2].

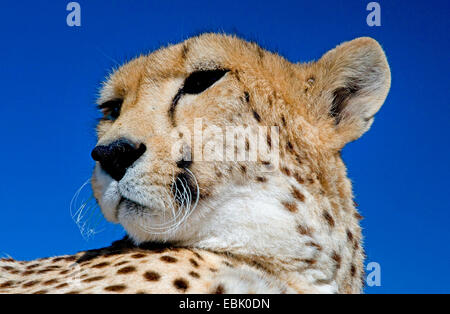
[[119, 197, 147, 210], [113, 170, 201, 237]]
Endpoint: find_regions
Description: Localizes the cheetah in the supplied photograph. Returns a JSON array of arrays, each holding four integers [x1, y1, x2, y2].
[[0, 33, 390, 294]]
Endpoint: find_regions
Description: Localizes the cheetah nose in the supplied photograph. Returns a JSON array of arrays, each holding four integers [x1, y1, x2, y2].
[[91, 138, 146, 181]]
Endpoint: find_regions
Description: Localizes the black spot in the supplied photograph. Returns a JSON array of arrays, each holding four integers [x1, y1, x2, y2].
[[323, 211, 335, 227], [82, 276, 105, 283], [282, 201, 298, 213], [117, 266, 136, 274], [42, 279, 58, 286], [253, 110, 261, 122], [22, 280, 40, 288], [354, 212, 364, 220], [26, 263, 40, 269], [303, 259, 317, 265], [131, 253, 147, 259], [292, 187, 305, 202], [189, 258, 199, 268], [294, 173, 305, 184], [256, 176, 267, 183], [286, 141, 294, 152], [1, 266, 14, 271], [244, 91, 250, 103], [281, 167, 291, 176], [0, 281, 15, 288], [193, 252, 204, 261], [297, 225, 312, 236], [160, 255, 177, 263], [234, 70, 241, 82], [92, 262, 110, 268], [215, 285, 225, 294], [104, 285, 126, 292], [346, 229, 354, 242], [173, 278, 189, 291], [144, 271, 161, 281], [306, 242, 322, 251], [350, 264, 356, 277]]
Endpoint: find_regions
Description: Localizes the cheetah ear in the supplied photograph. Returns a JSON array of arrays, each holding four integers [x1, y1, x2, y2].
[[314, 37, 391, 145]]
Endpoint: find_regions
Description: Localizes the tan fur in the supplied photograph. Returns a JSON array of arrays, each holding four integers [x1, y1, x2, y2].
[[0, 34, 390, 294]]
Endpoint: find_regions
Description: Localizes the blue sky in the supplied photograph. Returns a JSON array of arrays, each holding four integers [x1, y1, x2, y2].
[[0, 0, 448, 293]]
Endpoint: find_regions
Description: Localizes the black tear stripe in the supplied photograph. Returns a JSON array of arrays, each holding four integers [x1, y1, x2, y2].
[[172, 171, 198, 206], [169, 89, 183, 127]]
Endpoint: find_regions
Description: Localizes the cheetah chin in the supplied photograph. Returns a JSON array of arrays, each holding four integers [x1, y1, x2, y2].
[[1, 33, 390, 294]]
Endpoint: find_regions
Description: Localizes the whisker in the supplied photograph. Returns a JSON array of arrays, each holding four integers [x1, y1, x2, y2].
[[136, 169, 200, 235], [69, 179, 106, 241]]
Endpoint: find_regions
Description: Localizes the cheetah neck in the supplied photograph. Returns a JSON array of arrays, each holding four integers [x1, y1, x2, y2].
[[168, 167, 364, 294], [177, 174, 321, 265]]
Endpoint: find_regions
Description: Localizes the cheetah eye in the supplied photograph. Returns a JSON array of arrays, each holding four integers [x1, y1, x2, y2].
[[182, 69, 229, 94], [98, 99, 123, 121]]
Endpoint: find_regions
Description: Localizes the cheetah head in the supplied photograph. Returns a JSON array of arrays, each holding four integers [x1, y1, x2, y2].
[[91, 34, 390, 248]]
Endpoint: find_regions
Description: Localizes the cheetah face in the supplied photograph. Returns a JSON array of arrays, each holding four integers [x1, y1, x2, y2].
[[91, 34, 390, 245], [91, 35, 267, 243]]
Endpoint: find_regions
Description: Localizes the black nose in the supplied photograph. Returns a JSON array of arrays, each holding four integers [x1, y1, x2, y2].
[[91, 139, 146, 181]]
